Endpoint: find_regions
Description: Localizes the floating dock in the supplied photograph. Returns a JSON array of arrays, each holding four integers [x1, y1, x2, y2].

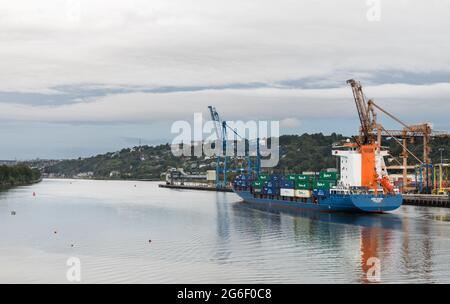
[[158, 183, 233, 192], [403, 194, 449, 208]]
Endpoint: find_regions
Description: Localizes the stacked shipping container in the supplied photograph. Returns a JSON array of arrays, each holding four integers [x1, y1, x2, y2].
[[235, 171, 340, 199]]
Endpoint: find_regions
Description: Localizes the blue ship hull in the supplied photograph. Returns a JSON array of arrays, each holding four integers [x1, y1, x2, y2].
[[233, 189, 403, 213]]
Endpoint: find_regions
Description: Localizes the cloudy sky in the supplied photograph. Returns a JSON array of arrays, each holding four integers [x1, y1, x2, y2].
[[0, 0, 449, 159]]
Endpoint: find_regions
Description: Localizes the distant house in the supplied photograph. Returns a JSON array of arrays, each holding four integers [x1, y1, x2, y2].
[[109, 171, 120, 177], [76, 172, 94, 178]]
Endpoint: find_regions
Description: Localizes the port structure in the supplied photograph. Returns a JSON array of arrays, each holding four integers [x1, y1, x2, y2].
[[347, 79, 450, 194], [433, 163, 449, 195], [165, 168, 207, 185], [208, 106, 261, 188]]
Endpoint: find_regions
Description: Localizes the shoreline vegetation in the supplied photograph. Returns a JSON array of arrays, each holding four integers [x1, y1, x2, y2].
[[0, 165, 42, 190]]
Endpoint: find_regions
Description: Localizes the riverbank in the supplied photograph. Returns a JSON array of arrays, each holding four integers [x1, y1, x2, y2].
[[0, 165, 42, 191], [0, 178, 42, 191]]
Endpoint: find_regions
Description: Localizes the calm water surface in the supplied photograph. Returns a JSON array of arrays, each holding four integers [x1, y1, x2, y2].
[[1, 179, 450, 283]]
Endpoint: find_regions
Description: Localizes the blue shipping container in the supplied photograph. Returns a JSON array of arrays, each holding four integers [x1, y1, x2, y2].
[[270, 175, 282, 182], [281, 180, 295, 189], [262, 187, 279, 195], [313, 189, 329, 197], [264, 181, 280, 188]]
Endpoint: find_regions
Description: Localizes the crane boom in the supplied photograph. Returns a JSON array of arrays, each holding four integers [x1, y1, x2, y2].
[[346, 79, 376, 144], [208, 106, 222, 141]]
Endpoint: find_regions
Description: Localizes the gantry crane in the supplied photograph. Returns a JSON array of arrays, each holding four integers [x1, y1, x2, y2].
[[367, 103, 449, 193], [208, 106, 261, 188], [208, 106, 228, 188]]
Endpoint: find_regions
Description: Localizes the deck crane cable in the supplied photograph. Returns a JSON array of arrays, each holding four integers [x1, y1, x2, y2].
[[366, 100, 428, 163], [368, 101, 414, 132], [380, 125, 423, 164]]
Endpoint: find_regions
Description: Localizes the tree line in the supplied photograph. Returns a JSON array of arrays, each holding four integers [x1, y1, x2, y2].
[[0, 165, 41, 188], [44, 133, 450, 180]]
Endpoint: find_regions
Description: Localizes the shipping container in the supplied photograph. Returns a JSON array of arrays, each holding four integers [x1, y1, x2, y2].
[[258, 174, 269, 181], [319, 172, 338, 180], [262, 187, 279, 195], [295, 181, 311, 189], [281, 180, 295, 189], [285, 174, 297, 181], [252, 181, 263, 188], [313, 180, 336, 189], [295, 189, 312, 198], [236, 181, 249, 187], [264, 181, 280, 189], [313, 189, 328, 197], [296, 174, 315, 182], [270, 174, 282, 182], [280, 188, 295, 197]]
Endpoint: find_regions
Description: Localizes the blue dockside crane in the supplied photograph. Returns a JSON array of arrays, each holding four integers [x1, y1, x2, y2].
[[208, 106, 261, 188]]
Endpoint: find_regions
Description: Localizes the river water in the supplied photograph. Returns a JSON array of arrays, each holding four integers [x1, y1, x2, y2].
[[1, 179, 449, 283]]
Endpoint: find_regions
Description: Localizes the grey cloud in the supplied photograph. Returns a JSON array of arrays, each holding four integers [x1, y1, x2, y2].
[[1, 1, 450, 93], [0, 0, 449, 159]]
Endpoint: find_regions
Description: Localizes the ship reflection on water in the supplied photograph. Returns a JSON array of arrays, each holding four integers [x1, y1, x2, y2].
[[230, 201, 441, 283]]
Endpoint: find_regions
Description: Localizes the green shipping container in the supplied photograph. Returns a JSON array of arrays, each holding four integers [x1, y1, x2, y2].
[[252, 181, 263, 188], [295, 181, 311, 190], [319, 172, 338, 180], [313, 180, 336, 189], [258, 174, 269, 181], [285, 174, 297, 181], [296, 174, 314, 182]]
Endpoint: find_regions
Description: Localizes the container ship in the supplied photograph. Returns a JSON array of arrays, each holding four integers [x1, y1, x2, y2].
[[232, 141, 403, 213], [232, 79, 407, 213]]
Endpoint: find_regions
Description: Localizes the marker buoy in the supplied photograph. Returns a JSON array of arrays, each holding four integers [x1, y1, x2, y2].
[[32, 192, 36, 197]]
